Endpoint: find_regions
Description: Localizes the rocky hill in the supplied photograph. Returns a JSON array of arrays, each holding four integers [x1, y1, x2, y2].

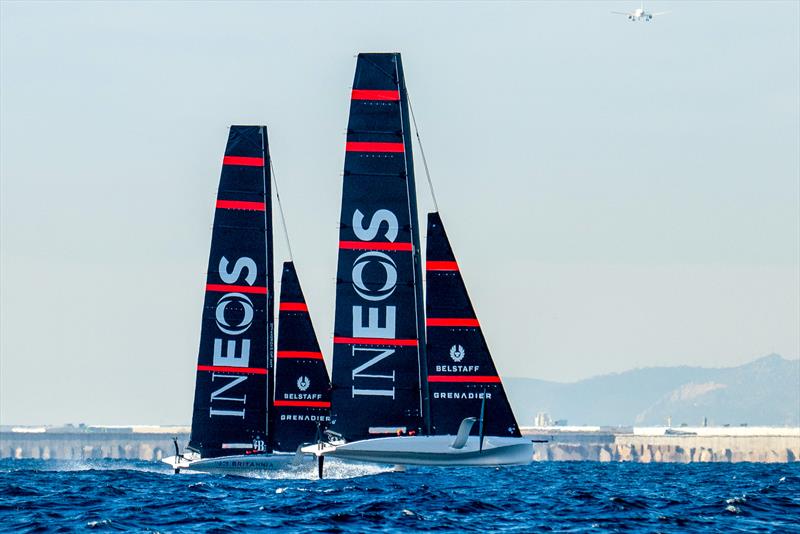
[[505, 354, 799, 427]]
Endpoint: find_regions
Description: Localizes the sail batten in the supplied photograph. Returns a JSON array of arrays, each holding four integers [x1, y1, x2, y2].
[[222, 156, 264, 167], [351, 89, 400, 101], [338, 240, 413, 251], [345, 142, 405, 152], [425, 212, 521, 438], [197, 365, 268, 375], [215, 200, 267, 211], [205, 284, 268, 294]]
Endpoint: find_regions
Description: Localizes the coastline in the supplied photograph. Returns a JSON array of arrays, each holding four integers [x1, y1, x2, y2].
[[1, 425, 798, 463]]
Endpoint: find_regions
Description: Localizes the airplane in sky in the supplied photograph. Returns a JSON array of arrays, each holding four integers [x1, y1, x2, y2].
[[612, 3, 669, 21]]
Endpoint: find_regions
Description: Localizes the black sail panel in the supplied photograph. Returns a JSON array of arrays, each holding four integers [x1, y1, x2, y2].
[[330, 53, 426, 441], [425, 212, 521, 437], [189, 126, 275, 457], [272, 262, 331, 452]]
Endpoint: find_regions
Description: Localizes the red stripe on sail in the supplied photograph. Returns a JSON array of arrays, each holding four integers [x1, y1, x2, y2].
[[426, 318, 480, 327], [273, 400, 331, 408], [345, 142, 404, 153], [428, 375, 501, 383], [338, 241, 413, 251], [276, 351, 324, 360], [206, 284, 268, 294], [197, 365, 267, 375], [216, 200, 266, 211], [426, 261, 459, 271], [351, 89, 400, 101], [280, 302, 308, 312], [223, 156, 264, 167], [334, 337, 418, 347]]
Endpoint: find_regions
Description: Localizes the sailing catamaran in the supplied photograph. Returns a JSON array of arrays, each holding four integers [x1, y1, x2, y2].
[[303, 54, 532, 469], [163, 126, 330, 473]]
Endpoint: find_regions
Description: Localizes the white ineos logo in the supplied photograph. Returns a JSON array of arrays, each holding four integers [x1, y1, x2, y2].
[[349, 208, 400, 399], [297, 376, 310, 391], [450, 345, 466, 362], [252, 437, 266, 451], [208, 255, 257, 419], [351, 251, 398, 302], [215, 292, 254, 335]]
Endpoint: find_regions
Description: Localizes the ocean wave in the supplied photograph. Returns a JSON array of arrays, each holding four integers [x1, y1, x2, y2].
[[0, 459, 798, 532]]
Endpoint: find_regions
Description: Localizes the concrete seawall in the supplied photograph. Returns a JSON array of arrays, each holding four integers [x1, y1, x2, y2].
[[2, 427, 799, 463], [524, 427, 800, 463], [0, 432, 190, 462]]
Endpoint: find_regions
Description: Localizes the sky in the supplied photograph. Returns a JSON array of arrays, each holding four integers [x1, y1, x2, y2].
[[1, 1, 798, 426]]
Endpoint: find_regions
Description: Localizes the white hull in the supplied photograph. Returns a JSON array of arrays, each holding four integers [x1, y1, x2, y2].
[[161, 452, 312, 474], [302, 435, 532, 467]]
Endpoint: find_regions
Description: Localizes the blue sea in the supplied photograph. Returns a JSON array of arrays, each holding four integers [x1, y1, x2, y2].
[[1, 459, 798, 532]]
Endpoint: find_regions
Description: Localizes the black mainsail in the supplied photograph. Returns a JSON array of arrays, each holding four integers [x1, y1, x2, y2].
[[330, 53, 428, 441], [425, 212, 520, 438], [188, 126, 275, 457], [272, 261, 331, 452], [304, 54, 533, 471]]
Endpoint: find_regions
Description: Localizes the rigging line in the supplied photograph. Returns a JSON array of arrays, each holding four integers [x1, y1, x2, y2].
[[407, 93, 440, 212], [270, 159, 294, 262]]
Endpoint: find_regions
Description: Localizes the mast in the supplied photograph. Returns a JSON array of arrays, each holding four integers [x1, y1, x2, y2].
[[263, 127, 276, 453], [424, 212, 521, 438], [329, 53, 425, 441], [188, 125, 273, 457], [396, 55, 431, 435], [271, 262, 331, 452]]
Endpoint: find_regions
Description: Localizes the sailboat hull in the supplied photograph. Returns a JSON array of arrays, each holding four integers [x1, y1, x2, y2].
[[161, 452, 312, 474], [303, 435, 532, 467]]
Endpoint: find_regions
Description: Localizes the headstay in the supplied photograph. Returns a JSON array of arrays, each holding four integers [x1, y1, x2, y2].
[[329, 53, 428, 441], [425, 212, 521, 438], [271, 261, 331, 452], [188, 125, 275, 457]]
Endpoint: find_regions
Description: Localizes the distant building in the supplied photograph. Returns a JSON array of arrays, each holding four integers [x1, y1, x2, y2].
[[534, 412, 552, 427]]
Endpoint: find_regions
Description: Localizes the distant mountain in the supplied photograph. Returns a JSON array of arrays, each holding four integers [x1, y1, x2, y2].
[[505, 354, 800, 427]]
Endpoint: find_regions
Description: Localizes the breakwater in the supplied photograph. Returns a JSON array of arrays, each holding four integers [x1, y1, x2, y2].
[[2, 426, 798, 463]]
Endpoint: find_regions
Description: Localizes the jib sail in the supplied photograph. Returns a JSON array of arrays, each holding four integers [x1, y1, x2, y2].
[[425, 212, 520, 438], [330, 53, 427, 441], [271, 261, 331, 452], [188, 125, 275, 457]]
